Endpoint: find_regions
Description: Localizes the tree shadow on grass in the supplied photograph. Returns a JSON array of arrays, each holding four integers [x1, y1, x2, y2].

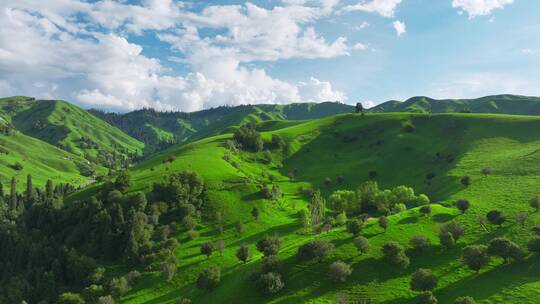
[[398, 216, 419, 224], [432, 213, 457, 223]]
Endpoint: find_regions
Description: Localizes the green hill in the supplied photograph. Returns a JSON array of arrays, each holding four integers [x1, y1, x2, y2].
[[90, 101, 353, 153], [370, 94, 540, 115], [0, 96, 144, 166], [116, 112, 540, 304]]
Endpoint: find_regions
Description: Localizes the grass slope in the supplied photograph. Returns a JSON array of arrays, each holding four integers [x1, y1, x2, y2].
[[370, 94, 540, 115], [0, 96, 144, 161], [115, 112, 540, 303]]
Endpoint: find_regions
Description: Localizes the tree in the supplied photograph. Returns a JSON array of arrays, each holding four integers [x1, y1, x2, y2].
[[379, 216, 389, 232], [329, 190, 356, 213], [440, 222, 465, 242], [527, 236, 540, 253], [530, 196, 540, 212], [297, 240, 335, 262], [235, 222, 244, 234], [410, 236, 431, 254], [0, 178, 3, 197], [109, 277, 131, 297], [417, 291, 438, 304], [455, 199, 470, 214], [346, 218, 364, 236], [516, 212, 529, 227], [162, 259, 177, 281], [461, 176, 471, 187], [58, 292, 85, 304], [251, 207, 260, 221], [410, 268, 437, 292], [236, 245, 251, 263], [177, 298, 192, 304], [329, 261, 352, 282], [486, 210, 506, 227], [462, 245, 489, 273], [25, 174, 34, 206], [10, 176, 16, 209], [439, 231, 455, 249], [215, 240, 225, 256], [309, 190, 326, 227], [98, 296, 115, 304], [381, 241, 410, 270], [455, 296, 477, 304], [355, 102, 364, 114], [200, 241, 214, 259], [297, 208, 311, 229], [353, 236, 370, 255], [261, 255, 281, 273], [197, 267, 221, 290], [233, 124, 264, 152], [115, 170, 132, 193], [488, 237, 523, 263], [256, 235, 281, 256], [335, 211, 347, 226], [255, 272, 284, 294], [420, 205, 432, 216]]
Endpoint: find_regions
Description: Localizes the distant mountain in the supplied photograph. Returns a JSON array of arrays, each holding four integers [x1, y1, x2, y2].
[[0, 96, 144, 166], [90, 101, 353, 153], [369, 94, 540, 115]]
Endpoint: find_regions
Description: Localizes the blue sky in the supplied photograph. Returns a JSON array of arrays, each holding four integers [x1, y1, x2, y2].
[[0, 0, 539, 112]]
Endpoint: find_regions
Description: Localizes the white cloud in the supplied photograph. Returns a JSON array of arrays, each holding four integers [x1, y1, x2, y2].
[[341, 0, 402, 18], [452, 0, 513, 18], [353, 21, 370, 30], [521, 48, 539, 55], [0, 1, 354, 112], [392, 20, 406, 36]]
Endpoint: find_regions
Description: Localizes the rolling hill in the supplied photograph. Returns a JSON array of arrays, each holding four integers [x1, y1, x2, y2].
[[116, 111, 540, 304], [0, 96, 144, 166], [369, 94, 540, 115]]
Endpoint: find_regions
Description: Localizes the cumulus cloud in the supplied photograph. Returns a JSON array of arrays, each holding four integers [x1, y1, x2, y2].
[[341, 0, 402, 18], [392, 20, 406, 36], [353, 21, 370, 30], [452, 0, 513, 18], [0, 1, 357, 112]]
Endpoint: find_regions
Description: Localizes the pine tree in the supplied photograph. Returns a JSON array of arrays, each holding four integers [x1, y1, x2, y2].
[[0, 178, 4, 197], [46, 179, 54, 204], [26, 174, 34, 206], [309, 190, 326, 227], [10, 177, 17, 209]]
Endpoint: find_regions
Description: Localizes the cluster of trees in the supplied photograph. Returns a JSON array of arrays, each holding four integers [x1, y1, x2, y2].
[[0, 170, 206, 303]]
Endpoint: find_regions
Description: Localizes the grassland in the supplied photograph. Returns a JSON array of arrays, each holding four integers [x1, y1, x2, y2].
[[115, 112, 540, 304]]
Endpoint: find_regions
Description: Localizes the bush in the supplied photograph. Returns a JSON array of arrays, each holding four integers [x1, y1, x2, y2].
[[462, 245, 489, 273], [200, 241, 214, 258], [197, 267, 221, 290], [186, 230, 199, 240], [382, 241, 410, 269], [417, 291, 438, 304], [346, 218, 364, 236], [177, 298, 192, 304], [256, 235, 281, 256], [108, 277, 130, 297], [438, 231, 455, 249], [486, 210, 506, 227], [261, 255, 281, 273], [420, 205, 432, 216], [162, 260, 177, 281], [410, 268, 437, 292], [410, 236, 431, 254], [58, 292, 85, 304], [97, 296, 115, 304], [233, 124, 263, 152], [335, 212, 347, 226], [255, 272, 284, 294], [297, 240, 335, 262], [353, 236, 370, 255], [527, 236, 540, 253], [488, 237, 523, 263], [454, 296, 476, 304], [440, 222, 465, 242], [378, 216, 389, 232], [12, 162, 23, 171], [481, 167, 493, 176], [455, 199, 470, 214], [530, 196, 540, 212], [236, 245, 251, 263], [235, 222, 244, 234], [329, 261, 352, 282], [461, 176, 471, 187]]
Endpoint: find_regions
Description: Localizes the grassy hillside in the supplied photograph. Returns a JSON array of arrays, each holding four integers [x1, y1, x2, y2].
[[91, 102, 352, 153], [117, 112, 540, 304], [370, 94, 540, 115], [0, 96, 144, 165]]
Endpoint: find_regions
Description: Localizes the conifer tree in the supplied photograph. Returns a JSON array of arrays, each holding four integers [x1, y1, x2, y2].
[[10, 176, 17, 209]]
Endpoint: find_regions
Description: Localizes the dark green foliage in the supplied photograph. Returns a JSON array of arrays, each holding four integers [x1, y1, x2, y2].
[[261, 255, 281, 273], [455, 199, 470, 214], [527, 236, 540, 253], [379, 216, 389, 231], [12, 162, 23, 171], [420, 205, 432, 216], [488, 237, 523, 263], [439, 222, 465, 242], [454, 296, 477, 304], [329, 261, 352, 282], [58, 292, 85, 304], [150, 171, 205, 211], [486, 210, 506, 226], [233, 124, 264, 152], [309, 190, 325, 227], [529, 196, 540, 212], [410, 236, 431, 254], [109, 277, 131, 298], [410, 268, 437, 292], [353, 236, 370, 255], [382, 241, 410, 269], [115, 170, 132, 193], [417, 291, 438, 304], [438, 231, 455, 249], [256, 235, 281, 256], [462, 245, 489, 273], [236, 245, 251, 263], [461, 176, 471, 187], [197, 267, 221, 290], [10, 176, 16, 209], [200, 241, 214, 258], [251, 207, 260, 221], [346, 218, 364, 236], [255, 272, 284, 295], [297, 239, 335, 262]]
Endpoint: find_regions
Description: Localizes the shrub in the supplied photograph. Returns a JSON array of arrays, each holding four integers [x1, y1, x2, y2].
[[486, 210, 506, 227], [200, 241, 214, 258], [381, 241, 410, 270], [440, 222, 465, 242], [454, 296, 476, 304], [379, 216, 389, 232], [297, 240, 335, 262], [455, 199, 470, 214], [460, 176, 471, 187], [251, 207, 260, 221], [530, 196, 540, 212], [527, 236, 540, 253], [488, 237, 523, 263], [235, 222, 244, 234], [420, 205, 432, 216], [196, 267, 221, 290], [58, 292, 85, 304], [161, 260, 177, 281], [409, 236, 431, 254], [438, 231, 455, 249], [255, 272, 284, 294], [410, 268, 437, 292], [236, 245, 251, 264], [480, 167, 493, 176], [186, 230, 199, 240], [215, 240, 225, 256], [97, 296, 115, 304], [346, 218, 364, 236], [335, 212, 347, 226], [108, 277, 130, 297], [462, 245, 489, 273], [329, 261, 353, 282], [417, 291, 438, 304], [256, 235, 281, 256], [233, 124, 263, 152], [12, 162, 23, 171], [261, 255, 281, 273], [353, 236, 370, 255]]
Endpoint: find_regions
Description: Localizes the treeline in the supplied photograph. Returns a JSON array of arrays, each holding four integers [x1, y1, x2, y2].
[[0, 170, 206, 303]]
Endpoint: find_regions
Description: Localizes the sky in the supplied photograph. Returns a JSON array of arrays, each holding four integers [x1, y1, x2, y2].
[[0, 0, 539, 112]]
